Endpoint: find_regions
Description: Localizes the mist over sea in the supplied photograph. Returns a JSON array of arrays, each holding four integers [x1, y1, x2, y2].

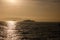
[[0, 20, 60, 40]]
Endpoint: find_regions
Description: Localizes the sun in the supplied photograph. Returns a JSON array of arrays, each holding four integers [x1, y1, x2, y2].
[[9, 0, 16, 3], [4, 0, 18, 5], [2, 0, 24, 5], [6, 0, 17, 3]]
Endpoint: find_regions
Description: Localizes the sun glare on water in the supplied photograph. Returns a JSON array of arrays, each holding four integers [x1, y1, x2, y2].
[[6, 21, 16, 29], [6, 21, 17, 40]]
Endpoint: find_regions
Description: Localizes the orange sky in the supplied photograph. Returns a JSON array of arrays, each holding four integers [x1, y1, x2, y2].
[[0, 0, 60, 21]]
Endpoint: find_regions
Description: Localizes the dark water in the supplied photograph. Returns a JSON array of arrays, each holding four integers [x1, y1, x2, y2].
[[0, 20, 60, 40]]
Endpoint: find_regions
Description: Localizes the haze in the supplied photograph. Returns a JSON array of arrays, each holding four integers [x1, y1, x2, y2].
[[0, 0, 60, 22]]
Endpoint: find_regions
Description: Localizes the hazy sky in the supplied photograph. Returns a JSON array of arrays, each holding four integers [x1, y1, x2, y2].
[[0, 0, 60, 21]]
